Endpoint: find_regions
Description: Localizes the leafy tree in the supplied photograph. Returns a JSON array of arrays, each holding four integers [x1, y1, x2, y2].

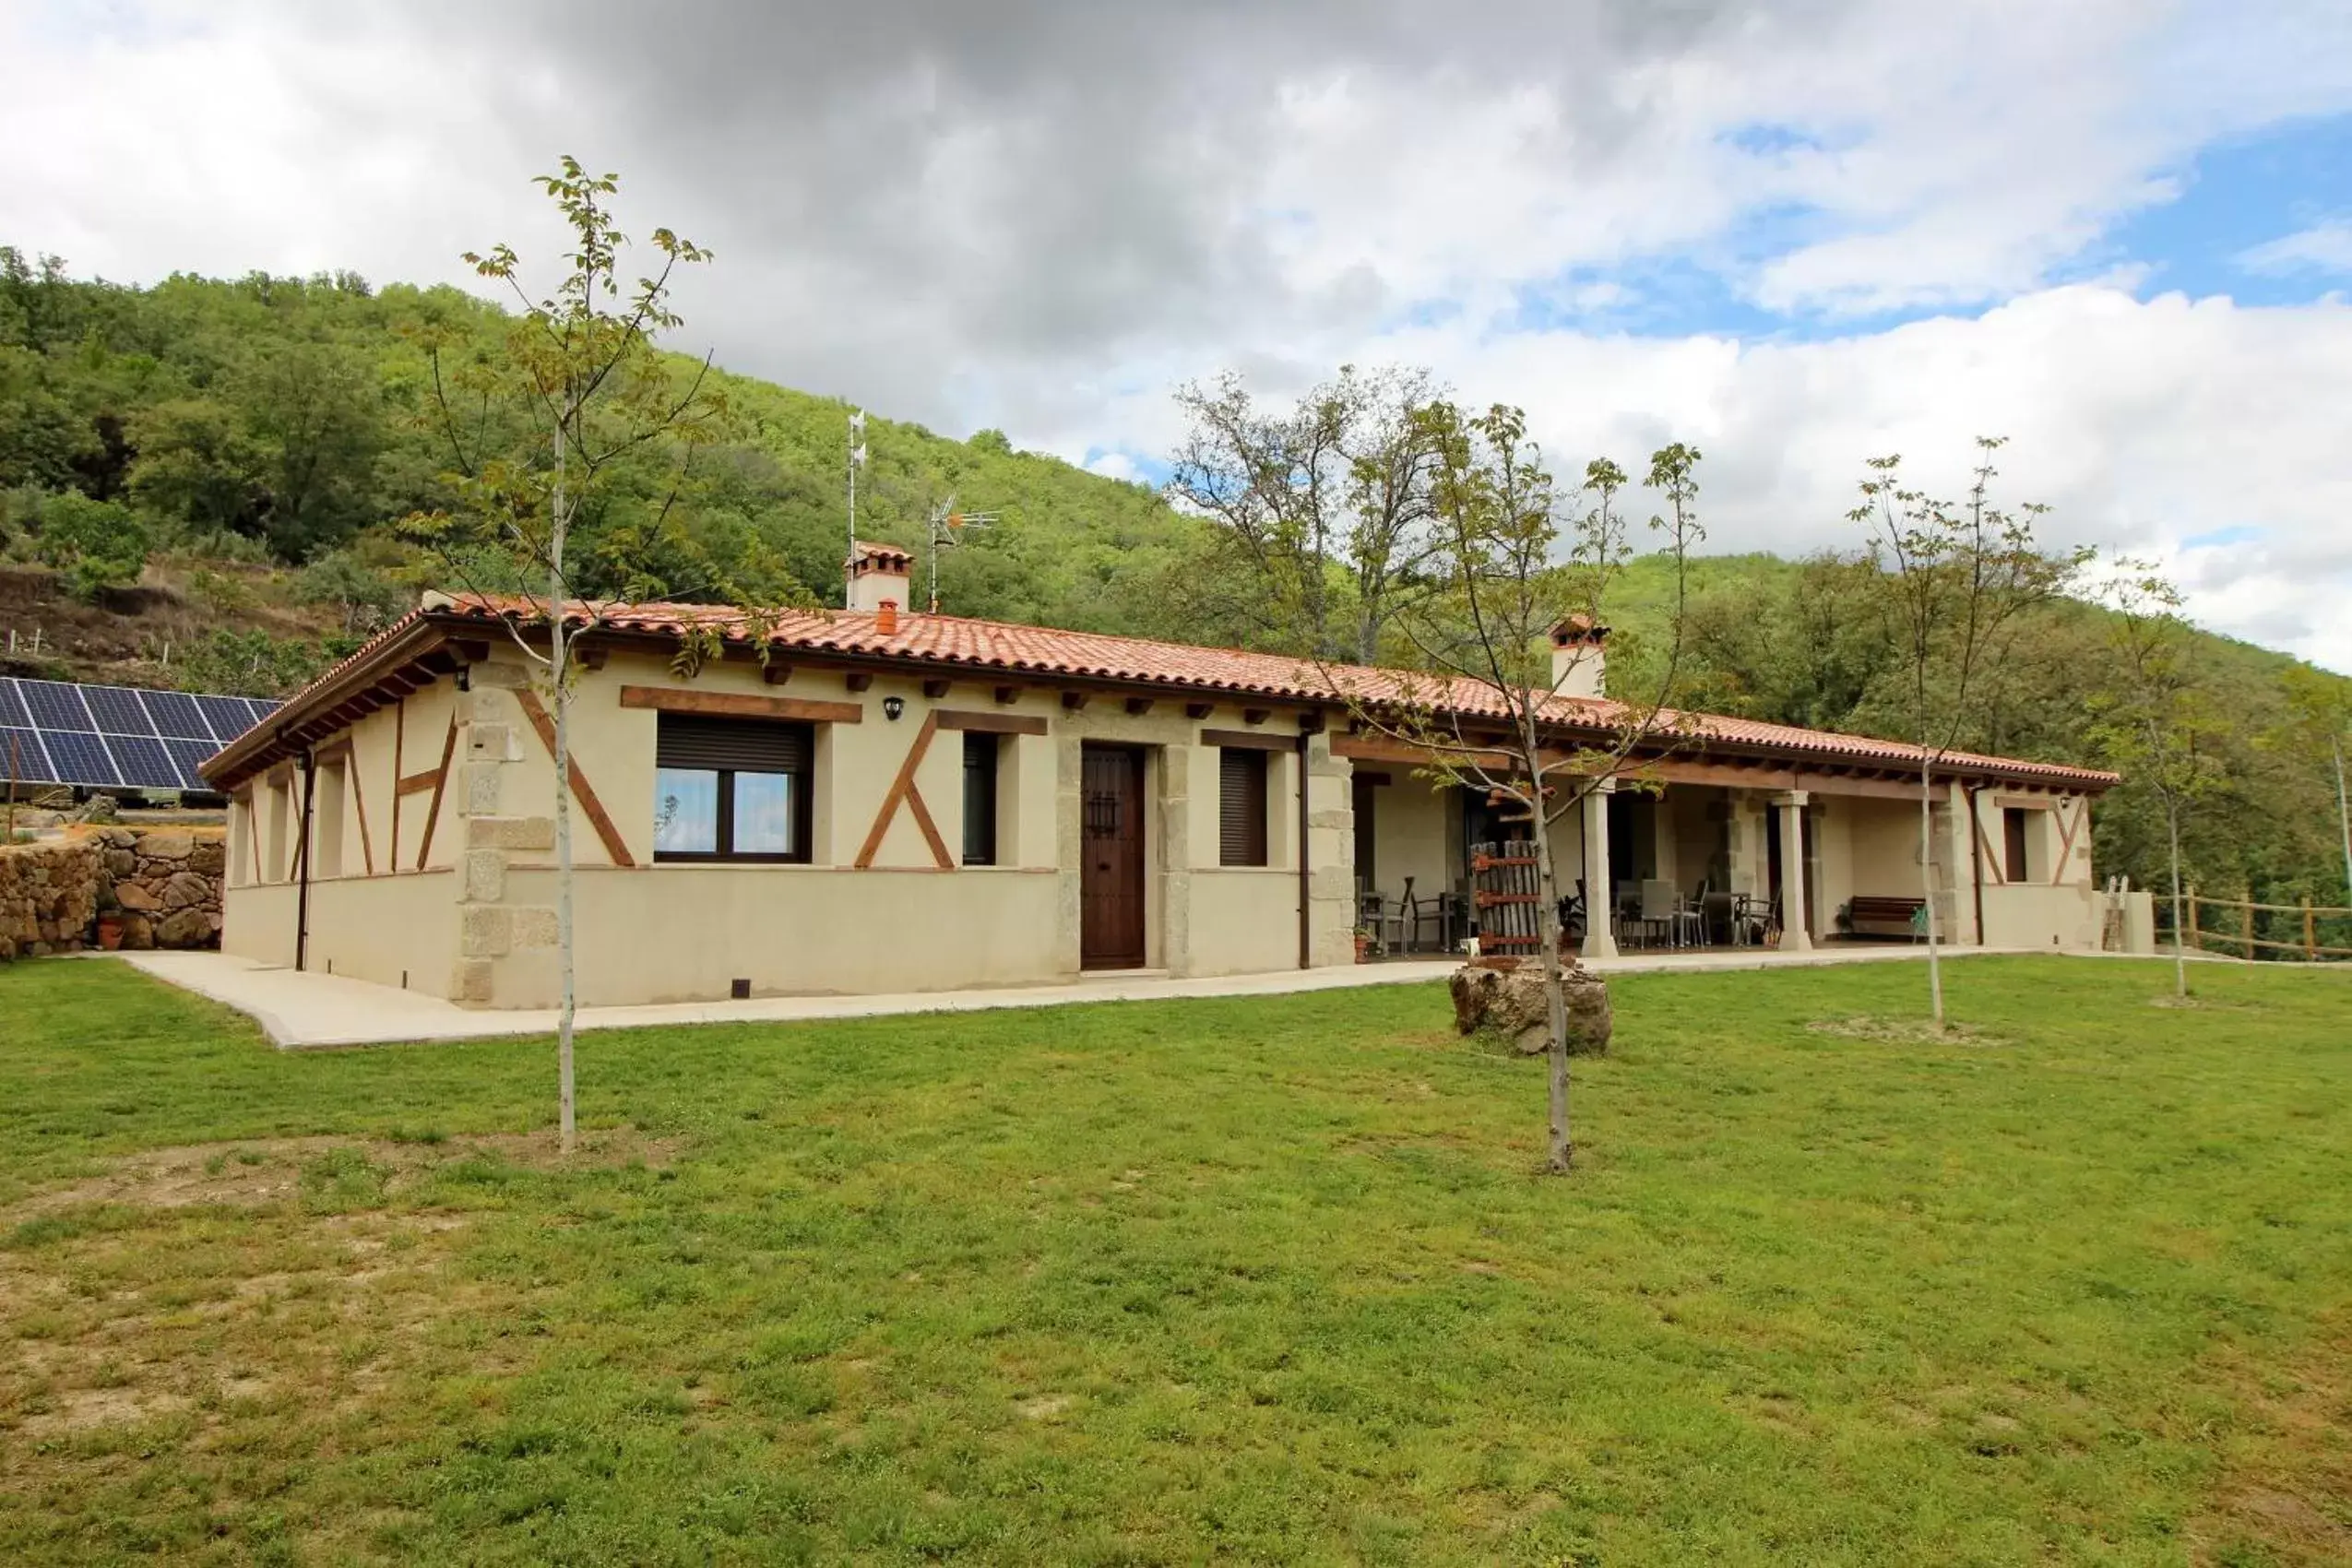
[[2276, 664, 2352, 912], [236, 340, 384, 558], [31, 490, 148, 599], [127, 398, 268, 542], [1850, 438, 2085, 1027], [1167, 364, 1446, 663], [402, 158, 780, 1154]]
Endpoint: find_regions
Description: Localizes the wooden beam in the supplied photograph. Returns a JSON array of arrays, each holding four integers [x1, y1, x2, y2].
[[515, 688, 636, 868], [619, 685, 863, 724], [921, 678, 951, 700], [762, 663, 793, 686], [574, 644, 608, 671], [395, 769, 445, 797], [1061, 691, 1090, 711], [2049, 795, 2086, 885], [414, 716, 458, 871], [935, 710, 1050, 736], [855, 711, 952, 870], [1124, 695, 1154, 716], [992, 684, 1021, 705], [1975, 808, 2006, 886], [846, 671, 873, 693], [1184, 701, 1214, 720], [1201, 728, 1298, 754], [389, 697, 403, 871], [1241, 707, 1270, 725], [348, 736, 375, 875]]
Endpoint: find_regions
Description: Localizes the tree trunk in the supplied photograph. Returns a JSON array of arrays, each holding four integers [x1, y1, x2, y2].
[[2165, 793, 2189, 999], [1918, 754, 1944, 1028], [552, 420, 576, 1157], [1526, 769, 1572, 1173]]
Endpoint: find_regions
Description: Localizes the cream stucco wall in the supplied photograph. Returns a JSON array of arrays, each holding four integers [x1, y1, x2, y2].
[[216, 631, 2117, 1002]]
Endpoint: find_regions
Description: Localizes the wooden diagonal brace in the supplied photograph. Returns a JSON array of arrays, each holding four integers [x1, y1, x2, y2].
[[856, 712, 954, 869], [515, 689, 637, 868]]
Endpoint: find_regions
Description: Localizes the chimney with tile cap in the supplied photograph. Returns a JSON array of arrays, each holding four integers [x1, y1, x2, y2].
[[845, 540, 913, 613], [1550, 614, 1608, 699]]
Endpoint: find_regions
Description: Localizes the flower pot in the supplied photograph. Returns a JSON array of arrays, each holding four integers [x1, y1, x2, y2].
[[1354, 934, 1372, 964], [96, 915, 125, 951]]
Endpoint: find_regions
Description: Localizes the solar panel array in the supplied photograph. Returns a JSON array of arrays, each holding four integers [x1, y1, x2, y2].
[[0, 677, 281, 792]]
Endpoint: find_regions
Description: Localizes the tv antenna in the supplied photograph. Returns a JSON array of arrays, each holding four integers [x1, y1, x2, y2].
[[925, 496, 999, 613]]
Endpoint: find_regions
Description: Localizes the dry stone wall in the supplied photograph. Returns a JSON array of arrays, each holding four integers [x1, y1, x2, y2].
[[0, 839, 103, 959], [0, 826, 225, 959]]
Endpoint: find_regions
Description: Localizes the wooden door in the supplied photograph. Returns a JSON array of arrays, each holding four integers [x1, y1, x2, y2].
[[1080, 745, 1146, 969]]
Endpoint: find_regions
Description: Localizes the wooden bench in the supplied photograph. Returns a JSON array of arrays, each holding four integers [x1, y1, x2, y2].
[[1846, 896, 1927, 941]]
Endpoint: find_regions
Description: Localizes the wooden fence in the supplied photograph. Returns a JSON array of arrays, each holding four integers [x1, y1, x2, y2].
[[2157, 886, 2352, 962]]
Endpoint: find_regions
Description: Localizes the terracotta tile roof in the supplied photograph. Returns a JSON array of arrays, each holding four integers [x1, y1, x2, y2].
[[415, 594, 2117, 790], [201, 592, 2116, 790]]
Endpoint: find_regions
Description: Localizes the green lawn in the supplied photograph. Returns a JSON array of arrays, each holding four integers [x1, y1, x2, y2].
[[1, 956, 2347, 1566]]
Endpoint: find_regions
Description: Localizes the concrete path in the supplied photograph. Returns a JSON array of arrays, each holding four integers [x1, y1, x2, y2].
[[112, 943, 2005, 1051]]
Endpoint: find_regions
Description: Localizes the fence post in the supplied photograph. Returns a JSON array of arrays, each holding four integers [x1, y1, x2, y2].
[[2305, 897, 2318, 961], [2241, 891, 2254, 961], [2188, 885, 2199, 954]]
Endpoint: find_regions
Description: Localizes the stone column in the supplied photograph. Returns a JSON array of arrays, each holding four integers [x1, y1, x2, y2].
[[1579, 781, 1618, 959], [1772, 790, 1813, 951]]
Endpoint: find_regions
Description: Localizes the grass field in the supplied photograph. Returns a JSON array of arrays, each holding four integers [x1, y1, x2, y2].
[[1, 956, 2347, 1565]]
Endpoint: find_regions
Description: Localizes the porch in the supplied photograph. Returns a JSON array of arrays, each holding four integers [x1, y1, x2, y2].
[[1349, 767, 1946, 961]]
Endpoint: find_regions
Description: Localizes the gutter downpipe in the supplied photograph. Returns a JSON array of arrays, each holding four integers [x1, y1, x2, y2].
[[292, 741, 316, 973], [1297, 719, 1318, 969], [1965, 781, 1985, 949]]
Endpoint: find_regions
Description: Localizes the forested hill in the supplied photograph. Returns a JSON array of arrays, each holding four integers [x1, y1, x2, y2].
[[2, 249, 2347, 925]]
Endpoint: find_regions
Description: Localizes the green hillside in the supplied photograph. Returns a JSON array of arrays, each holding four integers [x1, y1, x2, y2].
[[2, 248, 2346, 932]]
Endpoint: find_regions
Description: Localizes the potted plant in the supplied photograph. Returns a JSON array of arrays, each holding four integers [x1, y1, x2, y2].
[[1354, 926, 1375, 964]]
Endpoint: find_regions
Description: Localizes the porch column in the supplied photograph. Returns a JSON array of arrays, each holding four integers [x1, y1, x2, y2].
[[1580, 781, 1618, 959], [1772, 790, 1812, 952]]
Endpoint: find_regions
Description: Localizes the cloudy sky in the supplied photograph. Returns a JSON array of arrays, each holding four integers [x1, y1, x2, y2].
[[5, 0, 2348, 670]]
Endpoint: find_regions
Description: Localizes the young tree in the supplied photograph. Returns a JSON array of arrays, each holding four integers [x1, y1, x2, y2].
[[2085, 564, 2227, 996], [1321, 403, 1703, 1172], [403, 158, 766, 1153], [1166, 364, 1445, 663], [1850, 438, 2084, 1028], [2276, 665, 2352, 914]]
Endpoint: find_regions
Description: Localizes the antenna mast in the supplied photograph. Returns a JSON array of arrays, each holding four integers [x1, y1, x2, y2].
[[846, 409, 868, 573], [926, 495, 1000, 613]]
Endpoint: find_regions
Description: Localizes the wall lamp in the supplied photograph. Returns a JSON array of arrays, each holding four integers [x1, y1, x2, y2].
[[882, 695, 906, 721]]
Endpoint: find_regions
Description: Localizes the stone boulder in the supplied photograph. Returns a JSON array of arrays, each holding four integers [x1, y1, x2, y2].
[[1449, 959, 1612, 1056]]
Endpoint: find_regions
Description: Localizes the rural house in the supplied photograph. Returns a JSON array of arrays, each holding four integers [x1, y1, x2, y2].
[[200, 546, 2122, 1007]]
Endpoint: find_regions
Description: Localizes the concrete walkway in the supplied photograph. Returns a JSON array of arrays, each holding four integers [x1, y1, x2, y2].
[[109, 943, 2001, 1051]]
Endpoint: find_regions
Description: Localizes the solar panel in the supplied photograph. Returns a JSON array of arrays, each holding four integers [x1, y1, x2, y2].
[[82, 684, 157, 737], [41, 731, 119, 787], [18, 680, 94, 731], [1, 728, 54, 782], [141, 690, 212, 741], [162, 738, 219, 790], [245, 697, 282, 725], [196, 695, 261, 743], [0, 680, 29, 729], [103, 734, 184, 790]]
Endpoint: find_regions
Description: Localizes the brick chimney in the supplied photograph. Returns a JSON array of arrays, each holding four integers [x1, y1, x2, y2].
[[1550, 614, 1609, 699], [845, 540, 913, 613]]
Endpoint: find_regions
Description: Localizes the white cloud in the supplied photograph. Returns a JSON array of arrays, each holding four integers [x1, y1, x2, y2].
[[2239, 219, 2352, 275], [2, 2, 2349, 675]]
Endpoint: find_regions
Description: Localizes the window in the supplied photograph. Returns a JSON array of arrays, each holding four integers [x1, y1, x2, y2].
[[1218, 747, 1268, 866], [653, 715, 813, 861], [962, 731, 999, 865], [2002, 807, 2031, 883]]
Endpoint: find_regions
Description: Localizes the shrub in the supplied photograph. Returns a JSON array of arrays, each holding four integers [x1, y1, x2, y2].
[[32, 491, 150, 599]]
